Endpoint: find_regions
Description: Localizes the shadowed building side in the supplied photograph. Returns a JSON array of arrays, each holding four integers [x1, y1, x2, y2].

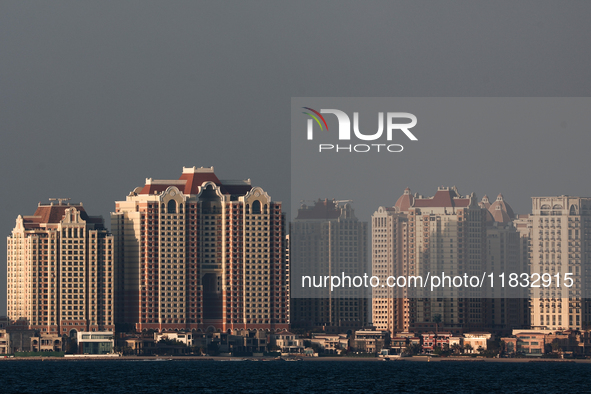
[[291, 199, 368, 333]]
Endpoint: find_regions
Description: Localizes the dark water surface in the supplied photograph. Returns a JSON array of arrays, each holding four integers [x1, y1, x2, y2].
[[2, 360, 590, 393]]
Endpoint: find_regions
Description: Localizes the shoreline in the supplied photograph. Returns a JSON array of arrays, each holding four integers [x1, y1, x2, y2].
[[2, 355, 591, 363]]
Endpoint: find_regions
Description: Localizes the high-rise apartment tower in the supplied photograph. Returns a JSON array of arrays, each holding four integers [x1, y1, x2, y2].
[[111, 167, 288, 332], [7, 201, 114, 335]]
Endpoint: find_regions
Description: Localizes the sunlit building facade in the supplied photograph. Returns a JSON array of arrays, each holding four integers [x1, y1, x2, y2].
[[526, 196, 591, 330], [7, 201, 114, 336], [111, 167, 288, 332]]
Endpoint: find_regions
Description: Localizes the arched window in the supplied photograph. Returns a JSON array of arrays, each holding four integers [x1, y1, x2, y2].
[[167, 200, 177, 214], [570, 205, 577, 215], [252, 200, 261, 214]]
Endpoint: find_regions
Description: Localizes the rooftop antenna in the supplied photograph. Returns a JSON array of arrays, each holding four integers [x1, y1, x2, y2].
[[49, 198, 71, 205], [299, 199, 317, 205]]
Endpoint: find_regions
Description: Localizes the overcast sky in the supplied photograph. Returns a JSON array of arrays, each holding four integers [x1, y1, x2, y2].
[[2, 1, 591, 313]]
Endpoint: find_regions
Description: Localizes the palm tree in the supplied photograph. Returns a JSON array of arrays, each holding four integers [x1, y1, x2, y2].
[[464, 344, 473, 354], [550, 339, 562, 354], [451, 343, 462, 355], [433, 314, 442, 334]]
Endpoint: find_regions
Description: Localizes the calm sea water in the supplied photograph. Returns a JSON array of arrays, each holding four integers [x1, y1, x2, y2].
[[2, 360, 590, 393]]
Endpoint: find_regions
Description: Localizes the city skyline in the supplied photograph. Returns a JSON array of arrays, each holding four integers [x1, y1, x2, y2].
[[4, 2, 591, 393], [4, 169, 591, 316], [6, 179, 591, 334], [3, 2, 591, 319]]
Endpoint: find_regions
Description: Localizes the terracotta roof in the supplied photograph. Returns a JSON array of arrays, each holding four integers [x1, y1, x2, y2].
[[490, 207, 511, 223], [22, 205, 104, 229], [479, 195, 491, 210], [138, 169, 252, 197], [179, 171, 222, 195], [412, 188, 470, 208], [28, 205, 90, 223], [139, 182, 186, 195], [488, 193, 515, 223], [394, 187, 414, 212]]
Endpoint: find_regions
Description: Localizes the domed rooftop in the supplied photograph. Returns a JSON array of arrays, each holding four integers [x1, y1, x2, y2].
[[488, 193, 515, 223], [394, 187, 414, 212], [479, 195, 491, 210]]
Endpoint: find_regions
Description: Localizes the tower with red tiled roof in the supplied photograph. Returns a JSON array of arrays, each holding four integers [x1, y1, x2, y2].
[[488, 193, 515, 224], [480, 193, 528, 330], [373, 186, 489, 334], [7, 201, 114, 337], [375, 188, 529, 334], [111, 167, 288, 332]]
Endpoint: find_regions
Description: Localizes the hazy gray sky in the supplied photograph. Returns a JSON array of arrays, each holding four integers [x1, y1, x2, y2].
[[2, 1, 591, 313], [291, 97, 591, 223]]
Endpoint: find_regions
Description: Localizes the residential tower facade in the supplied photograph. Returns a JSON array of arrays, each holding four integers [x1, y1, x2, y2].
[[111, 167, 288, 332], [6, 201, 114, 336]]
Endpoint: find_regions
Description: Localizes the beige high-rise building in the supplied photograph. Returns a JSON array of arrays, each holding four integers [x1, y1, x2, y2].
[[526, 196, 591, 330], [373, 189, 531, 335], [111, 166, 288, 332], [372, 187, 488, 334], [513, 213, 533, 328], [6, 201, 114, 336], [371, 205, 408, 333], [290, 199, 368, 332], [480, 194, 528, 330]]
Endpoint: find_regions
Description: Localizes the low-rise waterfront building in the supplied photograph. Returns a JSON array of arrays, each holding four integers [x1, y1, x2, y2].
[[310, 333, 349, 354], [421, 332, 452, 353], [32, 334, 62, 352], [270, 331, 304, 354], [0, 330, 9, 354], [462, 332, 492, 353], [389, 332, 421, 355], [76, 331, 114, 354], [154, 331, 193, 347], [352, 330, 389, 353]]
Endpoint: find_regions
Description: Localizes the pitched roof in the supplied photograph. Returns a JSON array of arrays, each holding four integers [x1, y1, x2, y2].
[[22, 204, 104, 228], [479, 195, 491, 210], [412, 188, 470, 208], [137, 167, 252, 197], [394, 187, 414, 211], [25, 205, 89, 224], [488, 193, 515, 223]]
